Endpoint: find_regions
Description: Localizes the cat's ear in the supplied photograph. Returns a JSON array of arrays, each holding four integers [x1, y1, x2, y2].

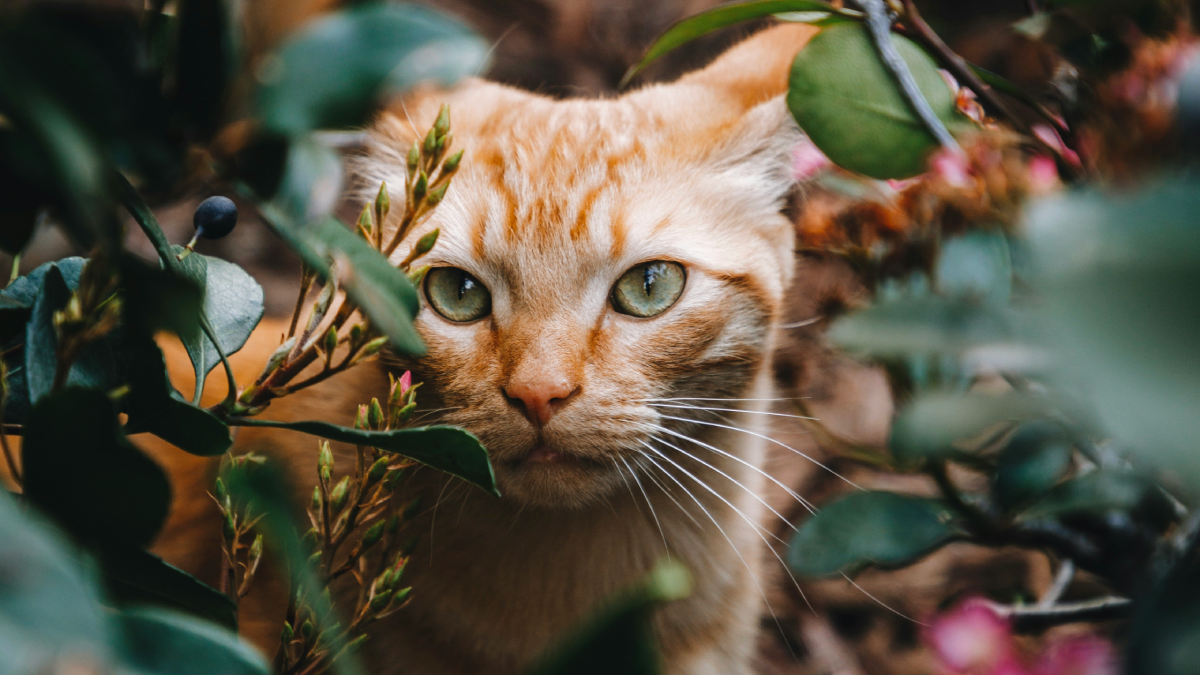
[[707, 94, 804, 209], [676, 23, 818, 110]]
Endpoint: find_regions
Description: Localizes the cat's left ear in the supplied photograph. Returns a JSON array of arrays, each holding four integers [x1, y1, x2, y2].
[[707, 94, 804, 209]]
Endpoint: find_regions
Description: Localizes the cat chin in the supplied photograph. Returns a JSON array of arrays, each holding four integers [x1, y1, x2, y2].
[[491, 454, 625, 510]]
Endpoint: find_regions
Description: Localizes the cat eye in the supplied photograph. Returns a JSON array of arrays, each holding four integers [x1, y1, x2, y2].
[[425, 267, 492, 323], [611, 261, 686, 318]]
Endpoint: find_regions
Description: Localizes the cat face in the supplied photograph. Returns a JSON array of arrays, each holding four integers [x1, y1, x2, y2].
[[363, 75, 801, 509]]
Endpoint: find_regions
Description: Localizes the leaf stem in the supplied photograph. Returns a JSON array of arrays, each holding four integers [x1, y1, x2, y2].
[[984, 595, 1132, 632], [6, 253, 19, 287], [857, 0, 960, 152]]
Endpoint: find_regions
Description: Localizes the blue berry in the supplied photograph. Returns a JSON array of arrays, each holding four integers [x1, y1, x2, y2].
[[193, 196, 238, 240]]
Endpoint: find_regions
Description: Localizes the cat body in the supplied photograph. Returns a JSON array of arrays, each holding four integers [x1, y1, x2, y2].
[[153, 24, 818, 675]]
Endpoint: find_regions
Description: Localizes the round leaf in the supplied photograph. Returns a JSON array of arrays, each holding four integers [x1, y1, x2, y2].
[[787, 23, 963, 179], [993, 420, 1072, 512], [788, 491, 957, 577], [889, 392, 1045, 465], [117, 608, 268, 675]]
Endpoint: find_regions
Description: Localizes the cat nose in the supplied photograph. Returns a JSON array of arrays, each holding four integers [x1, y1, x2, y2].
[[504, 377, 579, 426]]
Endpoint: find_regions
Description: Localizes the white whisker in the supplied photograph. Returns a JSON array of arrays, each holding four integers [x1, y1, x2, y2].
[[659, 414, 864, 490], [647, 402, 817, 422], [636, 397, 809, 403], [840, 573, 926, 626], [617, 455, 671, 560]]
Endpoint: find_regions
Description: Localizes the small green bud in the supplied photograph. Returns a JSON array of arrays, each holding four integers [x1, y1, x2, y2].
[[354, 404, 369, 430], [433, 104, 450, 139], [408, 265, 430, 287], [318, 441, 333, 471], [341, 634, 368, 656], [214, 478, 227, 503], [369, 590, 391, 613], [263, 337, 296, 378], [423, 127, 437, 156], [434, 135, 446, 159], [222, 512, 236, 541], [426, 182, 448, 206], [413, 229, 438, 258], [349, 323, 363, 347], [375, 570, 394, 594], [281, 621, 294, 643], [407, 140, 421, 174], [386, 513, 401, 534], [356, 203, 373, 238], [300, 619, 315, 640], [311, 485, 322, 512], [367, 398, 385, 430], [367, 457, 389, 485], [322, 325, 338, 355], [329, 476, 351, 512], [358, 336, 388, 359], [393, 400, 417, 426], [307, 550, 322, 567], [382, 468, 405, 491], [402, 496, 422, 520], [412, 172, 428, 202], [392, 586, 412, 605], [302, 528, 319, 551], [375, 182, 391, 223], [442, 149, 463, 174], [361, 520, 385, 549]]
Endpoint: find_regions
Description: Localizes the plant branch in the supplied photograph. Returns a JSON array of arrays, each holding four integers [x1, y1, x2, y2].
[[985, 596, 1133, 632], [1037, 558, 1075, 609]]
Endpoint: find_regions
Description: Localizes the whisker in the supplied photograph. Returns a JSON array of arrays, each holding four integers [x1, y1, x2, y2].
[[636, 397, 809, 403], [632, 455, 704, 531], [635, 449, 802, 633], [642, 439, 815, 614], [840, 572, 926, 626], [659, 414, 864, 490], [646, 402, 817, 422], [617, 455, 671, 560]]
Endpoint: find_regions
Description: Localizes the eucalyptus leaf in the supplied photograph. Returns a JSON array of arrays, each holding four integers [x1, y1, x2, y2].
[[993, 420, 1073, 512], [828, 295, 1022, 358], [124, 339, 231, 456], [787, 23, 964, 179], [1019, 469, 1165, 522], [935, 231, 1013, 305], [117, 608, 267, 675], [100, 546, 237, 632], [172, 247, 264, 401], [890, 392, 1046, 465], [788, 491, 958, 577], [22, 388, 171, 548], [620, 0, 847, 86], [256, 2, 489, 135], [233, 418, 496, 496]]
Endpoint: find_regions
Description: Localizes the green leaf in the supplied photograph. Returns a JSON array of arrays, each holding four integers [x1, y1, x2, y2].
[[993, 420, 1072, 512], [620, 0, 847, 86], [788, 491, 958, 577], [260, 209, 423, 354], [828, 295, 1022, 358], [1019, 469, 1165, 521], [232, 418, 497, 496], [22, 388, 171, 548], [99, 546, 237, 631], [24, 263, 127, 405], [1026, 179, 1200, 477], [117, 607, 267, 675], [119, 252, 205, 338], [0, 491, 112, 660], [890, 392, 1045, 465], [787, 22, 963, 179], [527, 561, 690, 675], [256, 2, 489, 135], [271, 137, 344, 223], [1126, 546, 1200, 675], [173, 248, 264, 399], [0, 257, 85, 344], [124, 339, 232, 456], [935, 231, 1013, 305]]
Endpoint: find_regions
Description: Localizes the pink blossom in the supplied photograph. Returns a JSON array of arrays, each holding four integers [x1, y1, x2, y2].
[[1027, 155, 1060, 194], [930, 148, 972, 188], [1031, 125, 1082, 167], [1031, 636, 1118, 675], [792, 138, 831, 180], [397, 370, 412, 397], [927, 600, 1017, 673]]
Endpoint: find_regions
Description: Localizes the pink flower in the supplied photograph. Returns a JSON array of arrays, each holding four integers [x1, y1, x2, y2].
[[792, 138, 831, 180], [1027, 155, 1060, 194], [1031, 636, 1118, 675], [397, 370, 412, 397], [930, 148, 972, 188], [927, 600, 1018, 673], [1031, 124, 1082, 167]]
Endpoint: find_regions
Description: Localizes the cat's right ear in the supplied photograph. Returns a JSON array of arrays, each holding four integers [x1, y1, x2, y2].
[[675, 23, 819, 111]]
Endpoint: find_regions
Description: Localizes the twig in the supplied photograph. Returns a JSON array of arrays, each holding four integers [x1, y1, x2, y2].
[[986, 596, 1133, 632], [857, 0, 961, 152], [6, 253, 19, 287], [1037, 558, 1075, 609]]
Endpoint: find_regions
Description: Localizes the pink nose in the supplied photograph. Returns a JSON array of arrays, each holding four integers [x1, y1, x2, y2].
[[504, 377, 578, 426]]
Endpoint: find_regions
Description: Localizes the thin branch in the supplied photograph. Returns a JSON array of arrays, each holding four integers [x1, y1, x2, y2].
[[986, 596, 1133, 632], [1037, 558, 1075, 609], [858, 0, 961, 152]]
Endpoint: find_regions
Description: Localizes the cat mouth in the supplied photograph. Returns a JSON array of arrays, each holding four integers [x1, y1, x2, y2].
[[508, 444, 602, 469]]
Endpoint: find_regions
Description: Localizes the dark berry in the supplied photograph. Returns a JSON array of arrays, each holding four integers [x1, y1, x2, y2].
[[193, 196, 238, 240]]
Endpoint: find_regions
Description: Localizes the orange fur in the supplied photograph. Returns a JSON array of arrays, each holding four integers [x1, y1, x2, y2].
[[152, 23, 818, 675]]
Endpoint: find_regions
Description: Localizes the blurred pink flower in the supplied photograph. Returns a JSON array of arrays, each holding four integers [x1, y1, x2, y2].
[[1027, 155, 1060, 194], [927, 600, 1018, 674], [1031, 636, 1118, 675], [1031, 124, 1082, 167], [930, 148, 972, 188], [792, 138, 831, 180]]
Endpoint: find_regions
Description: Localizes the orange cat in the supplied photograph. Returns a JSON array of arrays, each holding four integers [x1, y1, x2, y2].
[[153, 23, 819, 675]]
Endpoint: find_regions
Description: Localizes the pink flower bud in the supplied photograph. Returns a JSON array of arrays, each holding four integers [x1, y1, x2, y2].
[[926, 599, 1017, 673], [792, 138, 831, 180], [1032, 125, 1081, 167], [398, 370, 412, 396]]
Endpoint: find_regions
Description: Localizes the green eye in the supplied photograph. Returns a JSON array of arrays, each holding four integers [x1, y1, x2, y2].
[[425, 267, 492, 322], [611, 261, 686, 318]]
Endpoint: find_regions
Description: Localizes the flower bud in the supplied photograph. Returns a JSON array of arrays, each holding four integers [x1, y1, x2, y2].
[[400, 536, 419, 557], [260, 337, 295, 380], [214, 478, 227, 503], [311, 485, 323, 512], [369, 590, 391, 613], [442, 149, 463, 174], [341, 634, 368, 656], [361, 520, 385, 550], [322, 325, 338, 356], [329, 476, 351, 512], [407, 140, 420, 174], [422, 127, 437, 156], [349, 323, 363, 347], [392, 401, 417, 427], [412, 229, 438, 258], [386, 513, 401, 534], [368, 398, 385, 430], [375, 569, 394, 594], [300, 619, 315, 640], [356, 203, 373, 239], [222, 511, 236, 541], [367, 457, 389, 485], [318, 441, 333, 474], [281, 621, 294, 644], [407, 265, 429, 287], [374, 182, 390, 223], [382, 468, 405, 491], [248, 534, 264, 567], [358, 337, 388, 359], [412, 172, 428, 202], [392, 587, 411, 605], [425, 182, 448, 207], [433, 104, 450, 139]]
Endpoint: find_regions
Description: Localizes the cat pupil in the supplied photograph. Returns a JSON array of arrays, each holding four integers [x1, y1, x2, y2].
[[643, 263, 661, 297]]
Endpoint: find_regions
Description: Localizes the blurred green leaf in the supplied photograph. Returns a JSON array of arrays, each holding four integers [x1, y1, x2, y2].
[[993, 420, 1073, 512], [119, 253, 205, 339], [788, 491, 958, 577], [0, 491, 113, 669], [259, 208, 423, 354], [22, 388, 171, 548], [527, 561, 691, 675], [1126, 546, 1200, 675], [890, 392, 1046, 465], [256, 3, 489, 135], [270, 137, 344, 223], [936, 231, 1013, 305], [1026, 180, 1200, 476], [23, 263, 127, 406], [100, 546, 237, 632], [173, 247, 264, 400], [117, 608, 268, 675], [828, 295, 1021, 358], [787, 22, 964, 179], [232, 418, 496, 496], [1019, 469, 1165, 521], [124, 339, 232, 456], [620, 0, 846, 86]]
